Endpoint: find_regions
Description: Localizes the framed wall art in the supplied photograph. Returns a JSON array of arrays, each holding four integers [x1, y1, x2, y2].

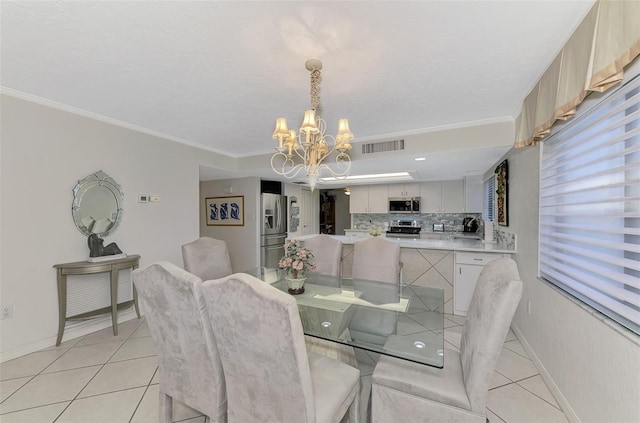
[[495, 159, 508, 226], [206, 196, 244, 226]]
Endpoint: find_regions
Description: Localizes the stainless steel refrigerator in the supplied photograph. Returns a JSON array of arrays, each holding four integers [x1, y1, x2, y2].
[[260, 193, 287, 268]]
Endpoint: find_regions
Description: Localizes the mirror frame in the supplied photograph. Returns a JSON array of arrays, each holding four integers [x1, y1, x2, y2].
[[72, 170, 124, 237]]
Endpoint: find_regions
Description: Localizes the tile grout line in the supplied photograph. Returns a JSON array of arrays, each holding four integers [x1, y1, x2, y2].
[[51, 319, 145, 422], [0, 374, 36, 406], [514, 374, 564, 412]]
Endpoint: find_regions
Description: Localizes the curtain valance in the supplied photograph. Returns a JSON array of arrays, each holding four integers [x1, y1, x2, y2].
[[515, 0, 640, 148]]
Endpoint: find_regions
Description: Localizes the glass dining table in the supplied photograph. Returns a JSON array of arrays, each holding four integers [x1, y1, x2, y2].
[[245, 268, 445, 368]]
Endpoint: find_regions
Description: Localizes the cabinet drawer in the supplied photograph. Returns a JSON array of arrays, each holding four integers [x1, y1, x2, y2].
[[455, 252, 503, 265]]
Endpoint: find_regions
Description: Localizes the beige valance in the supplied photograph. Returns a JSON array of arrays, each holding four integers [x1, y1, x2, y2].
[[515, 0, 640, 148]]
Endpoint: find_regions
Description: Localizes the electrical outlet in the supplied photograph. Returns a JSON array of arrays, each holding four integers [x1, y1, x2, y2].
[[2, 305, 13, 320]]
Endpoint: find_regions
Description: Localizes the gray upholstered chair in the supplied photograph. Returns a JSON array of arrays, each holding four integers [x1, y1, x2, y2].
[[198, 272, 360, 423], [371, 257, 524, 423], [301, 235, 357, 368], [132, 262, 226, 423], [182, 237, 232, 280], [303, 234, 343, 278], [349, 237, 402, 346]]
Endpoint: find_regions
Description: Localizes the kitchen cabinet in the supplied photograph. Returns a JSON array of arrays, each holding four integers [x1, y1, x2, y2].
[[418, 182, 441, 213], [349, 185, 388, 213], [419, 180, 464, 213], [441, 180, 464, 212], [454, 251, 508, 315], [464, 175, 483, 213], [388, 183, 420, 198]]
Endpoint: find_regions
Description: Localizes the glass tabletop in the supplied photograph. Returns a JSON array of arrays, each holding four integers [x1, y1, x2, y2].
[[245, 267, 445, 368]]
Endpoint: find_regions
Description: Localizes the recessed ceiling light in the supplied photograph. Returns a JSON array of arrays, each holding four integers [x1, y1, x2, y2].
[[414, 157, 426, 161]]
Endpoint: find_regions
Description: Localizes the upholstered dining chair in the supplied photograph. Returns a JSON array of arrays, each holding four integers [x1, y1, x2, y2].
[[349, 237, 402, 346], [182, 236, 232, 280], [199, 272, 360, 423], [301, 234, 358, 369], [303, 234, 343, 278], [371, 257, 523, 423], [132, 262, 226, 423]]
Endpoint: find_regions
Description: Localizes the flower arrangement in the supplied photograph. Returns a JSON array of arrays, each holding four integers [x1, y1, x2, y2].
[[279, 239, 316, 280], [369, 229, 381, 237]]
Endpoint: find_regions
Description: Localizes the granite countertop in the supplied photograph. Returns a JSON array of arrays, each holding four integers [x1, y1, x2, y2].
[[291, 234, 516, 254]]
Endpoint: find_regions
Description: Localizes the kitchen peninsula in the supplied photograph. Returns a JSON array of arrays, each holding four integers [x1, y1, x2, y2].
[[292, 234, 516, 315]]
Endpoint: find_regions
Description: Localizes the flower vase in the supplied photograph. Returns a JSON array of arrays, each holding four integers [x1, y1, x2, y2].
[[286, 273, 306, 295]]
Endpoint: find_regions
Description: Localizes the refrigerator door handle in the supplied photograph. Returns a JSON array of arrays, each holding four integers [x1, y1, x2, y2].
[[275, 196, 281, 231]]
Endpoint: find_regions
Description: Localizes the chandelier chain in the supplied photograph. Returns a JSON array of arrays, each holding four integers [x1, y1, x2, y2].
[[310, 69, 321, 110]]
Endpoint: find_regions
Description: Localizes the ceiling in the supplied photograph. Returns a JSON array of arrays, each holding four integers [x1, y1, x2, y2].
[[1, 1, 595, 185]]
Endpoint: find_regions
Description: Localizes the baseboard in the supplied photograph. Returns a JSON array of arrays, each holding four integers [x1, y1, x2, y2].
[[0, 309, 140, 363], [510, 323, 581, 423]]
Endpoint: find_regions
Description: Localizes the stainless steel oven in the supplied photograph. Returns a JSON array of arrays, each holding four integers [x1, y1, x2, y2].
[[386, 220, 422, 239]]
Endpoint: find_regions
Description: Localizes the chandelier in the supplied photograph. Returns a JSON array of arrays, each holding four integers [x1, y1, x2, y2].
[[271, 59, 353, 191]]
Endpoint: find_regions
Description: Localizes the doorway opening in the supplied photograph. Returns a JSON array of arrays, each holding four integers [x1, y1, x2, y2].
[[319, 189, 350, 235]]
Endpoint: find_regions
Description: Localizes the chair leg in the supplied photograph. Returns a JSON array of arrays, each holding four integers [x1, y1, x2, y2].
[[159, 391, 173, 423]]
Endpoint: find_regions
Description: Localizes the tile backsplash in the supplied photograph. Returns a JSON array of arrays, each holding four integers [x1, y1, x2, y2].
[[351, 213, 516, 248], [352, 213, 482, 233]]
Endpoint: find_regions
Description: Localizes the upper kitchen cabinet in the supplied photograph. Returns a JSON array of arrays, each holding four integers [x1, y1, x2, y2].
[[441, 180, 464, 212], [349, 185, 389, 213], [419, 180, 464, 213], [419, 181, 442, 213], [464, 175, 483, 213], [388, 183, 420, 198]]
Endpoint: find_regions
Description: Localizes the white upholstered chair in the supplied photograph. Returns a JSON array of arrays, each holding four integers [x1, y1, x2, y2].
[[301, 235, 358, 369], [182, 237, 232, 280], [371, 257, 524, 423], [349, 237, 402, 346], [132, 262, 226, 423], [303, 234, 343, 278], [199, 272, 360, 423]]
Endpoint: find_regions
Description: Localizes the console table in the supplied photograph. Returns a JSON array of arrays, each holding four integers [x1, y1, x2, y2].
[[53, 254, 140, 346]]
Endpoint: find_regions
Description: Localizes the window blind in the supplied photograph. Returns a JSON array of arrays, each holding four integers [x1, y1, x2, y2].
[[484, 176, 495, 222], [539, 73, 640, 335]]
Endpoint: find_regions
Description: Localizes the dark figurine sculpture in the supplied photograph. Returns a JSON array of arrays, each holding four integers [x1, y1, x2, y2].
[[88, 233, 123, 258]]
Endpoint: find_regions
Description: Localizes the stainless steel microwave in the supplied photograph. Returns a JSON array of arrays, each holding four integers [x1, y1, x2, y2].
[[389, 197, 421, 214]]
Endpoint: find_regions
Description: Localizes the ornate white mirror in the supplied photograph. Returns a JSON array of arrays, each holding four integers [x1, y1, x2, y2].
[[72, 170, 124, 237]]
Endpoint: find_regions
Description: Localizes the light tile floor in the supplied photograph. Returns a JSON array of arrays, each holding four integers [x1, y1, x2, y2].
[[0, 315, 569, 423]]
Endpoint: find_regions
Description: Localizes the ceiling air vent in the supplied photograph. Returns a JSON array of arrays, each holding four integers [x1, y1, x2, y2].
[[361, 139, 405, 154]]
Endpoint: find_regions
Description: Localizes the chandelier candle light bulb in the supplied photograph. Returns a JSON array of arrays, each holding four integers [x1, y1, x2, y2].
[[270, 59, 353, 191]]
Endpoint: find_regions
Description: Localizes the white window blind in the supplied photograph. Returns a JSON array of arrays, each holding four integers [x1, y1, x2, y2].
[[539, 73, 640, 335], [484, 176, 495, 221]]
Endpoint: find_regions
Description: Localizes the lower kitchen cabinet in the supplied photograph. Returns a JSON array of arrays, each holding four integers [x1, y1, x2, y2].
[[454, 251, 509, 316]]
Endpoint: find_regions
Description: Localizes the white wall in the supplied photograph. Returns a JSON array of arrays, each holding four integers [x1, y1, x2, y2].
[[485, 145, 640, 422], [199, 177, 260, 273], [0, 94, 228, 360]]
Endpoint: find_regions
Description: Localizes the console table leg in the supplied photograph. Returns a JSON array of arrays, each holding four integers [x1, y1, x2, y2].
[[110, 269, 118, 336], [56, 272, 67, 346]]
